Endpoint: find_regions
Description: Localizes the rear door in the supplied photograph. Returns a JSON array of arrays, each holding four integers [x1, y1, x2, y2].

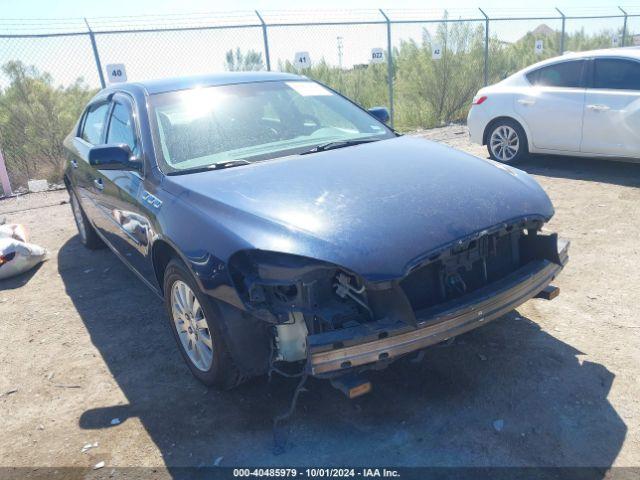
[[580, 57, 640, 158], [90, 93, 155, 282], [69, 101, 111, 223], [514, 60, 587, 152]]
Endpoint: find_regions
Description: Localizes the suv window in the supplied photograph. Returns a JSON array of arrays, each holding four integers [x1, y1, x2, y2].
[[593, 58, 640, 91], [106, 100, 139, 155], [526, 60, 585, 88], [81, 103, 110, 144]]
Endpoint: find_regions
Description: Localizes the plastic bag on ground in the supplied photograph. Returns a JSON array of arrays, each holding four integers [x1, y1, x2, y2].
[[0, 224, 28, 242], [0, 224, 47, 280]]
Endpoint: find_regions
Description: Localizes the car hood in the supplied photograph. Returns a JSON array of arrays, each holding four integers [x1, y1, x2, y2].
[[162, 136, 554, 280]]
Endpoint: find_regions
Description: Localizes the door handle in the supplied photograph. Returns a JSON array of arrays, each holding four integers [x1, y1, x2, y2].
[[587, 104, 610, 111], [517, 99, 535, 106], [93, 178, 104, 191], [70, 159, 78, 169]]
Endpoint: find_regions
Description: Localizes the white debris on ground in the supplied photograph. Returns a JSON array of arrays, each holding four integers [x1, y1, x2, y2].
[[0, 223, 47, 280], [26, 180, 49, 193], [81, 442, 98, 453]]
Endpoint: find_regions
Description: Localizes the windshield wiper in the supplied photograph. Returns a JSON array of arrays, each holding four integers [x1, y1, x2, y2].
[[166, 159, 251, 176], [299, 138, 380, 155]]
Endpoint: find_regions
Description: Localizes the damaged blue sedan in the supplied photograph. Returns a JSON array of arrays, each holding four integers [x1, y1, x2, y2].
[[63, 72, 568, 394]]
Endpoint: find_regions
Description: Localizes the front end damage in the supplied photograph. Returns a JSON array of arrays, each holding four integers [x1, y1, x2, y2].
[[228, 216, 569, 381]]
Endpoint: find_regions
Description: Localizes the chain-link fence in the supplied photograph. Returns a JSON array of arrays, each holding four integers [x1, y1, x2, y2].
[[0, 7, 638, 195]]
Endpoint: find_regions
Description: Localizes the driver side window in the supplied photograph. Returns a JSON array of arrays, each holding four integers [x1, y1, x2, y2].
[[106, 100, 140, 156]]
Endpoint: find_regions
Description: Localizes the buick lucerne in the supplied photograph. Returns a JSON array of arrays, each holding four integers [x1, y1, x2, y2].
[[64, 72, 568, 390]]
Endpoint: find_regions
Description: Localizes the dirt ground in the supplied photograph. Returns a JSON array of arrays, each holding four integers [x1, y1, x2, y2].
[[1, 127, 639, 474]]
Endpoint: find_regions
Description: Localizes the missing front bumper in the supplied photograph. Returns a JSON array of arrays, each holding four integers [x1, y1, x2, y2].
[[307, 238, 568, 376]]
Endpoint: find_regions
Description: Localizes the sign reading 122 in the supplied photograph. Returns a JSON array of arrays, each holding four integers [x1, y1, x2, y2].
[[106, 64, 127, 83], [371, 48, 385, 64]]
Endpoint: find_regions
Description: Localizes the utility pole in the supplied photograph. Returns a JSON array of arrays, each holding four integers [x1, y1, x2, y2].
[[556, 8, 566, 54], [0, 147, 12, 197], [85, 18, 105, 88], [255, 10, 271, 71], [379, 9, 394, 128], [479, 9, 489, 87], [337, 36, 344, 69], [619, 7, 628, 47]]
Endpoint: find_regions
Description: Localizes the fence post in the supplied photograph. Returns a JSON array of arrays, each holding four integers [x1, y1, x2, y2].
[[85, 18, 106, 89], [255, 10, 271, 71], [379, 9, 394, 128], [619, 7, 628, 47], [479, 9, 489, 86], [0, 146, 12, 197], [556, 8, 566, 54]]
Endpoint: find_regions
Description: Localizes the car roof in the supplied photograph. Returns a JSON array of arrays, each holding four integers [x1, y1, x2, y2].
[[519, 46, 640, 73], [561, 46, 640, 60], [108, 71, 307, 96]]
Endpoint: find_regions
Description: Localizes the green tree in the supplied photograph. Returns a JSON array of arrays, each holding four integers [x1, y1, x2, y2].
[[0, 61, 96, 187], [394, 17, 485, 129], [224, 48, 265, 71]]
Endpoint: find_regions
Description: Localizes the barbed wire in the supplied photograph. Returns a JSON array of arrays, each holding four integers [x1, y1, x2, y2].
[[1, 6, 640, 35]]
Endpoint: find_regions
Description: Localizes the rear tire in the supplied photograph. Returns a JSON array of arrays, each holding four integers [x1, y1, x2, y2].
[[163, 258, 245, 389], [486, 119, 528, 163], [69, 189, 104, 250]]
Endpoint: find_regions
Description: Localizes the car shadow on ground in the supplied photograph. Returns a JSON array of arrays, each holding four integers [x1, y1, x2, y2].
[[0, 262, 43, 290], [518, 155, 640, 188], [57, 237, 626, 476]]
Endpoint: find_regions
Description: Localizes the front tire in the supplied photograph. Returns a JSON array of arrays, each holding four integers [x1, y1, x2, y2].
[[163, 258, 244, 389], [69, 189, 104, 249], [487, 119, 528, 163]]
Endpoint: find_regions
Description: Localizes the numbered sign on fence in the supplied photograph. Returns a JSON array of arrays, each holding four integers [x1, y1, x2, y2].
[[294, 52, 311, 69], [106, 64, 127, 83], [534, 40, 544, 55], [370, 48, 385, 64], [432, 44, 443, 60]]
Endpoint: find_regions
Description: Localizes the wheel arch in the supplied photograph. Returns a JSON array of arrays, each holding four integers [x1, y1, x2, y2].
[[482, 115, 532, 151], [154, 238, 271, 379], [150, 238, 195, 296]]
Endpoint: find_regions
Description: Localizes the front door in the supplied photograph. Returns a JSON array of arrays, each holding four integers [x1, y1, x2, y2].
[[580, 57, 640, 158]]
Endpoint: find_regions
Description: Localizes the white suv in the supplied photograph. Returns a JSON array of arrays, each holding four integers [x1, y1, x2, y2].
[[467, 47, 640, 163]]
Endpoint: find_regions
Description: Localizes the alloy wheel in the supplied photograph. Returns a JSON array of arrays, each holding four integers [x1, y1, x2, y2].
[[170, 280, 214, 371], [490, 125, 520, 162]]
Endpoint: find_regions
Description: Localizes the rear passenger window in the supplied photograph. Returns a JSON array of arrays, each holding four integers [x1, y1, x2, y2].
[[526, 61, 585, 88], [81, 103, 110, 145], [593, 58, 640, 91]]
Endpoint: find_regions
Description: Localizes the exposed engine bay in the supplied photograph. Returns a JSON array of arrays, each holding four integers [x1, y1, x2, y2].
[[228, 217, 567, 376]]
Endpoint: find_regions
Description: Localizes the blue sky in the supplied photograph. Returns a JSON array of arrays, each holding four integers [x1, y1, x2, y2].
[[0, 0, 625, 19], [0, 0, 633, 89]]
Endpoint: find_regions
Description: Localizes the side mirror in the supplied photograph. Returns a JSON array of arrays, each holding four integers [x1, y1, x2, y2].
[[368, 106, 390, 124], [88, 144, 141, 171]]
